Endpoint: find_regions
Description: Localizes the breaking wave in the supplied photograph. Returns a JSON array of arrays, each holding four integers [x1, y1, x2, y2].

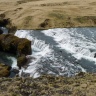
[[14, 28, 96, 78]]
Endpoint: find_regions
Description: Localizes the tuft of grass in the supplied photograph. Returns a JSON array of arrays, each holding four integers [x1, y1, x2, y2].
[[75, 16, 96, 24]]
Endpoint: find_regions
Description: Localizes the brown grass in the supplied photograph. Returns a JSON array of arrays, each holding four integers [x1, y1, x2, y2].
[[0, 0, 96, 29]]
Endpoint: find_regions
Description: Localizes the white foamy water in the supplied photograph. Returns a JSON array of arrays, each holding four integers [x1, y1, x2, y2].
[[0, 51, 17, 68], [14, 28, 96, 78]]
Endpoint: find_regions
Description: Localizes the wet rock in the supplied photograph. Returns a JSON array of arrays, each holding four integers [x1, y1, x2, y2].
[[94, 53, 96, 58], [0, 29, 3, 34], [11, 68, 19, 74], [0, 63, 11, 77], [77, 72, 85, 77], [17, 55, 27, 69], [0, 34, 31, 69]]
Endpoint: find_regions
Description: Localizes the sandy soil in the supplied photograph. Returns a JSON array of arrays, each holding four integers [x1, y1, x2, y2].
[[0, 0, 96, 29]]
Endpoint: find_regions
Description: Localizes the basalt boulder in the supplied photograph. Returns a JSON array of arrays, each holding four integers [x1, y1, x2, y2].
[[17, 55, 27, 69], [0, 63, 11, 77], [0, 34, 31, 56]]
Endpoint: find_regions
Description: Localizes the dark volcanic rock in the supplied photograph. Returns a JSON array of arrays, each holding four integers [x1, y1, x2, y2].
[[94, 53, 96, 58], [0, 18, 10, 27], [0, 34, 31, 56], [11, 68, 19, 74], [0, 29, 3, 34], [0, 34, 31, 68], [0, 63, 11, 77], [17, 55, 27, 69]]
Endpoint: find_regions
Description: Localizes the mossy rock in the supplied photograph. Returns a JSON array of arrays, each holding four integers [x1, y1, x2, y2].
[[0, 34, 31, 69], [0, 34, 31, 56], [17, 38, 32, 56], [0, 63, 11, 77], [17, 55, 27, 69]]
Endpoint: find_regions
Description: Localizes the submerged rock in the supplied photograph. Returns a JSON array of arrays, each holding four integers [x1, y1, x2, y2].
[[0, 63, 11, 77], [94, 53, 96, 58]]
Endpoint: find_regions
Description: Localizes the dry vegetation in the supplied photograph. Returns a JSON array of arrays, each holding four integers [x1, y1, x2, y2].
[[0, 0, 96, 29], [0, 73, 96, 96]]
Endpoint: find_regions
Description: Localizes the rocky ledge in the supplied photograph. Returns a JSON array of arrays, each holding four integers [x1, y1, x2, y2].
[[0, 33, 31, 77], [0, 34, 31, 68]]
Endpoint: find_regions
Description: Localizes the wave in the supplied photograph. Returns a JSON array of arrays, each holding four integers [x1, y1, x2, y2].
[[14, 28, 96, 78]]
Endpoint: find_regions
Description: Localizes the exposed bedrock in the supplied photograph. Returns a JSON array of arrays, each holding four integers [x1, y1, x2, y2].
[[0, 34, 32, 69]]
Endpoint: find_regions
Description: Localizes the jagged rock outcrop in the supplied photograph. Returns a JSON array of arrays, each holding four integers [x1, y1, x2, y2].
[[17, 55, 27, 69], [0, 34, 31, 56], [0, 34, 31, 68], [0, 63, 11, 77]]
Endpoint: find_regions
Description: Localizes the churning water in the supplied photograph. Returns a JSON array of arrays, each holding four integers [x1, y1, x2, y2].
[[14, 28, 96, 78]]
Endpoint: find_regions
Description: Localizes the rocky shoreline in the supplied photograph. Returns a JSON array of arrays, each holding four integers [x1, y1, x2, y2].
[[0, 16, 32, 77], [0, 12, 96, 96], [0, 34, 31, 77], [0, 27, 96, 96]]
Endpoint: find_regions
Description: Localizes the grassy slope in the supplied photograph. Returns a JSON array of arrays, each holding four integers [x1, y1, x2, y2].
[[0, 0, 96, 29], [0, 73, 96, 96]]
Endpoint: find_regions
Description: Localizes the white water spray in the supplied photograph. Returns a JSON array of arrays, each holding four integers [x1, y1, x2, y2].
[[14, 28, 96, 78]]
